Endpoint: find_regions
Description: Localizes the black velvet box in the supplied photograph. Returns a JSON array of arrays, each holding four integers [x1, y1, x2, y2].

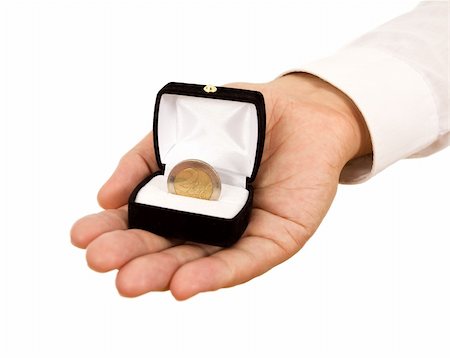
[[128, 82, 266, 247]]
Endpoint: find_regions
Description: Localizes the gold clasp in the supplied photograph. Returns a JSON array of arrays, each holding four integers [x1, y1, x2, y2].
[[203, 84, 217, 93]]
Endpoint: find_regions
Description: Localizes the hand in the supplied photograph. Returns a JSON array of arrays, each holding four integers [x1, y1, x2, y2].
[[71, 73, 371, 300]]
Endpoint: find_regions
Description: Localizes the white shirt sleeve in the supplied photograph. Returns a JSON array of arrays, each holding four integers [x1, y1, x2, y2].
[[298, 1, 449, 183]]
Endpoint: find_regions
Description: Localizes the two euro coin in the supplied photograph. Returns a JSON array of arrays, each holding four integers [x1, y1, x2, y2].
[[167, 159, 221, 201]]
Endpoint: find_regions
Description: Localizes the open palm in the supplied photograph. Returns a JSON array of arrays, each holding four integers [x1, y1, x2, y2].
[[71, 74, 370, 300]]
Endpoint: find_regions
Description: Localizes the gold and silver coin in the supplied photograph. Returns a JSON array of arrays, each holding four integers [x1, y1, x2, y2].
[[167, 159, 221, 200]]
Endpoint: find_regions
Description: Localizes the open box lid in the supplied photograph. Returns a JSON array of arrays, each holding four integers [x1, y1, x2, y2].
[[153, 82, 266, 188]]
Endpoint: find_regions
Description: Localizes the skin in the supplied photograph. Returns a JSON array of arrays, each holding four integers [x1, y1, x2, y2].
[[70, 73, 372, 300]]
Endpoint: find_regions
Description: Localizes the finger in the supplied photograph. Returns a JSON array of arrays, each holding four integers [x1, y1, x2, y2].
[[115, 243, 220, 297], [170, 209, 308, 300], [86, 229, 176, 273], [97, 133, 159, 209], [169, 237, 276, 300], [70, 207, 128, 249]]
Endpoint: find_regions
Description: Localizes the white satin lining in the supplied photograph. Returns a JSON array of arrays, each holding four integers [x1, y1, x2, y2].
[[135, 175, 249, 219], [158, 94, 258, 188]]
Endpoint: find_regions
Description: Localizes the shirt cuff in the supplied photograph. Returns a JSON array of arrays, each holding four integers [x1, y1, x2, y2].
[[293, 46, 439, 183]]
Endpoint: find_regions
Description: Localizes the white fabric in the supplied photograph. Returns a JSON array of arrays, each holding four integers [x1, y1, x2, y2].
[[157, 94, 259, 188], [134, 175, 249, 219], [297, 1, 449, 182]]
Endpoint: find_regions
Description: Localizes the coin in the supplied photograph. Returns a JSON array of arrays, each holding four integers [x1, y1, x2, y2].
[[167, 160, 221, 201]]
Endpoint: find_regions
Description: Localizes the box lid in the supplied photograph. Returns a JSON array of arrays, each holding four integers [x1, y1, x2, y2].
[[153, 82, 266, 188]]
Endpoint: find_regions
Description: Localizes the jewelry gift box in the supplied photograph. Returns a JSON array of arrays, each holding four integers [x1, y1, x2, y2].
[[128, 82, 266, 247]]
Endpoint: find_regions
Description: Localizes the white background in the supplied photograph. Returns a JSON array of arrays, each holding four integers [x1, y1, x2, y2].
[[0, 0, 449, 357]]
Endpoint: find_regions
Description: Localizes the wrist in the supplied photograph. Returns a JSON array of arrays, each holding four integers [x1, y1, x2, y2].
[[270, 73, 372, 163]]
